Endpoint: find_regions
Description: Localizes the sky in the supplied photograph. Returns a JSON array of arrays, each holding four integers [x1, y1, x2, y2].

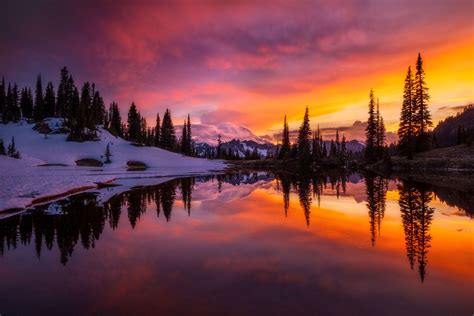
[[1, 0, 473, 141]]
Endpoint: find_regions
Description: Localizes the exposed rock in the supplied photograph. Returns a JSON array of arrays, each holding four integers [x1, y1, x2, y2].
[[75, 158, 103, 167], [127, 160, 147, 170], [33, 121, 52, 134]]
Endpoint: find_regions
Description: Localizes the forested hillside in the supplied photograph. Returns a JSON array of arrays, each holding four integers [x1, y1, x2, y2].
[[433, 105, 473, 147]]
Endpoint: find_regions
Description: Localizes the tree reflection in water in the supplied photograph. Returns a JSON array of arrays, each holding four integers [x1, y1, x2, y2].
[[0, 172, 469, 284], [398, 181, 435, 282], [364, 175, 388, 246]]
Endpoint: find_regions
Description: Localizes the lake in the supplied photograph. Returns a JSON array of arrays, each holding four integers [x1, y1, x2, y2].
[[0, 172, 472, 315]]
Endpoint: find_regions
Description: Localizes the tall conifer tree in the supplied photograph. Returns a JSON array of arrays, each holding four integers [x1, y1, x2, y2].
[[34, 75, 44, 121], [127, 102, 141, 142], [160, 109, 176, 150], [365, 89, 377, 162], [154, 113, 161, 146], [413, 53, 432, 152], [297, 107, 311, 165], [279, 115, 291, 159], [398, 66, 415, 157], [0, 77, 5, 122], [44, 82, 55, 118], [413, 53, 431, 134]]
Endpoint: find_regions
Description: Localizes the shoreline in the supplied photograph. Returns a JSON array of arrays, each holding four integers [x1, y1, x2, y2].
[[0, 164, 227, 213]]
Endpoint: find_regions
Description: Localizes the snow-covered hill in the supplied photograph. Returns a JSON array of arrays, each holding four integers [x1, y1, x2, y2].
[[0, 119, 224, 168], [0, 119, 225, 211]]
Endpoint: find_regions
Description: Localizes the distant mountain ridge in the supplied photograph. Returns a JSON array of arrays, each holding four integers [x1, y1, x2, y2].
[[182, 122, 270, 146], [194, 137, 366, 158], [186, 122, 366, 158]]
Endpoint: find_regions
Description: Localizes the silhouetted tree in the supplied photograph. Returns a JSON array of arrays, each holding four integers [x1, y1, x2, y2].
[[44, 82, 55, 118], [0, 137, 5, 155], [297, 176, 312, 226], [0, 77, 5, 122], [154, 113, 160, 146], [297, 107, 311, 166], [20, 87, 33, 118], [398, 181, 434, 282], [279, 115, 291, 159], [108, 102, 122, 137], [56, 67, 75, 118], [365, 174, 388, 246], [398, 66, 415, 158], [127, 102, 141, 143], [180, 114, 193, 155], [33, 75, 44, 121], [91, 87, 105, 125], [104, 143, 112, 163], [365, 89, 377, 162], [159, 108, 177, 150], [413, 53, 432, 152]]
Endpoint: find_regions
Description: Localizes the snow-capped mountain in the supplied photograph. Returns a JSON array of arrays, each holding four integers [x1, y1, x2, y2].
[[323, 140, 365, 153], [187, 122, 365, 158], [195, 139, 276, 158], [184, 122, 269, 146]]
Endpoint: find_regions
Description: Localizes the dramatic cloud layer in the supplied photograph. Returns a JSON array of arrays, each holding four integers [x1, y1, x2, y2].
[[1, 0, 473, 140]]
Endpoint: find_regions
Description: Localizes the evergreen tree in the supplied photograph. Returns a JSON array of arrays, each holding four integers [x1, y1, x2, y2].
[[0, 77, 5, 122], [297, 107, 311, 165], [378, 116, 386, 154], [127, 102, 141, 143], [91, 89, 105, 125], [216, 134, 222, 159], [365, 89, 377, 162], [413, 53, 432, 152], [180, 114, 193, 155], [66, 85, 81, 140], [44, 82, 55, 118], [340, 134, 347, 161], [140, 115, 147, 144], [186, 114, 192, 154], [0, 137, 5, 155], [311, 131, 319, 164], [279, 115, 291, 159], [413, 53, 431, 134], [376, 99, 386, 158], [7, 136, 16, 157], [108, 102, 122, 137], [9, 83, 20, 121], [33, 75, 44, 121], [68, 81, 95, 140], [398, 66, 415, 158], [329, 139, 336, 157], [160, 109, 177, 150], [104, 143, 112, 163], [4, 83, 13, 122], [56, 67, 75, 118], [20, 87, 33, 118], [154, 113, 160, 146], [181, 120, 188, 154]]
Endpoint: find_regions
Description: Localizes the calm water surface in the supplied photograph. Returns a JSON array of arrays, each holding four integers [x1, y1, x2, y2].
[[0, 172, 472, 315]]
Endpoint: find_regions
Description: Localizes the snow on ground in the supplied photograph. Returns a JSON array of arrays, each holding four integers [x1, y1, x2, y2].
[[0, 120, 226, 211]]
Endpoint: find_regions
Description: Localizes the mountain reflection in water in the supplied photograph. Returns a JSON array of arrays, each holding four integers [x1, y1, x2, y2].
[[0, 172, 472, 315]]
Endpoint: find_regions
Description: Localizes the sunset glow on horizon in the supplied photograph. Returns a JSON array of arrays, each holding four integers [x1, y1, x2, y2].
[[2, 0, 473, 141]]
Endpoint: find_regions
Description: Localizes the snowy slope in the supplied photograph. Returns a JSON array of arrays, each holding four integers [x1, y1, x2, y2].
[[0, 119, 225, 211], [0, 119, 224, 168]]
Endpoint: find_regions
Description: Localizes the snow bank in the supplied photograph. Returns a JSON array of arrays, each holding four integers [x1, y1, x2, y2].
[[0, 120, 225, 211]]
